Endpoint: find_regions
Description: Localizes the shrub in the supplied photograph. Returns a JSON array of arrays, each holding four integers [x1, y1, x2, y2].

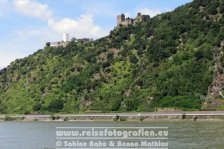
[[64, 117, 69, 121], [24, 110, 31, 115], [110, 97, 122, 111], [46, 42, 51, 47], [47, 99, 64, 112], [33, 102, 42, 111], [182, 114, 187, 120], [129, 54, 138, 63], [158, 96, 203, 110], [139, 116, 146, 122], [113, 115, 120, 121], [51, 114, 56, 120], [50, 115, 60, 120], [193, 116, 198, 121]]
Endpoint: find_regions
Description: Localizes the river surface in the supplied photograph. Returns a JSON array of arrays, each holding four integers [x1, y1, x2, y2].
[[0, 121, 223, 149]]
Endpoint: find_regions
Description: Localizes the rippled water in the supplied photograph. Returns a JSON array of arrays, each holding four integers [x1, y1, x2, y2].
[[0, 121, 223, 149]]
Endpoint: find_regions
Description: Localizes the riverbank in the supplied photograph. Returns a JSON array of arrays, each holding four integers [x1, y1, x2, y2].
[[1, 111, 224, 122]]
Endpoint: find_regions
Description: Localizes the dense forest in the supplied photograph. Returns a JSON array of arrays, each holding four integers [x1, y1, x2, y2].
[[0, 0, 224, 114]]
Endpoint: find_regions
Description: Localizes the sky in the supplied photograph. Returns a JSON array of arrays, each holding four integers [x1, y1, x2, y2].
[[0, 0, 192, 69]]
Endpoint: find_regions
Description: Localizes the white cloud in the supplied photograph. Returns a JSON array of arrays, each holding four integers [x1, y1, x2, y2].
[[13, 0, 53, 20], [137, 8, 161, 17], [48, 14, 108, 39], [12, 0, 108, 39]]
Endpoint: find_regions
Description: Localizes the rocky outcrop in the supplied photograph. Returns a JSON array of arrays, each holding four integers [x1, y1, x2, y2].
[[205, 42, 224, 109]]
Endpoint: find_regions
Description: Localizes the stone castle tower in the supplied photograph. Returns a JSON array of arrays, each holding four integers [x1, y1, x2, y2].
[[117, 14, 125, 26], [63, 33, 69, 42]]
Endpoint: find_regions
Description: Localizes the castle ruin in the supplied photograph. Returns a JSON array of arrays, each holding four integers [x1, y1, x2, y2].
[[117, 12, 150, 27], [46, 34, 93, 48]]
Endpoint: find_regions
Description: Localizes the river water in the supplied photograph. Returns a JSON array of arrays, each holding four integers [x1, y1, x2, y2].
[[0, 121, 223, 149]]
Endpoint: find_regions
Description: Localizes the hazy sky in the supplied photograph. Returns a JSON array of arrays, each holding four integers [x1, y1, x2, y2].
[[0, 0, 192, 68]]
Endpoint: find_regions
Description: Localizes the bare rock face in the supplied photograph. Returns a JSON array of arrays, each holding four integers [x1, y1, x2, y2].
[[205, 44, 224, 109]]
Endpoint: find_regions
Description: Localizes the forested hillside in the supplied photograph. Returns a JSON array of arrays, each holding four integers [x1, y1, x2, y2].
[[0, 0, 224, 114]]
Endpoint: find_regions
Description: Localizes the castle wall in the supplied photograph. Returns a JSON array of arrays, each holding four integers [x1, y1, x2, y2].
[[117, 13, 150, 27]]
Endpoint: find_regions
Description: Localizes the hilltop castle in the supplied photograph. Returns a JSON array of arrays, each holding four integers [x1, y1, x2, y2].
[[46, 33, 93, 48], [117, 12, 150, 27], [45, 13, 149, 48]]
